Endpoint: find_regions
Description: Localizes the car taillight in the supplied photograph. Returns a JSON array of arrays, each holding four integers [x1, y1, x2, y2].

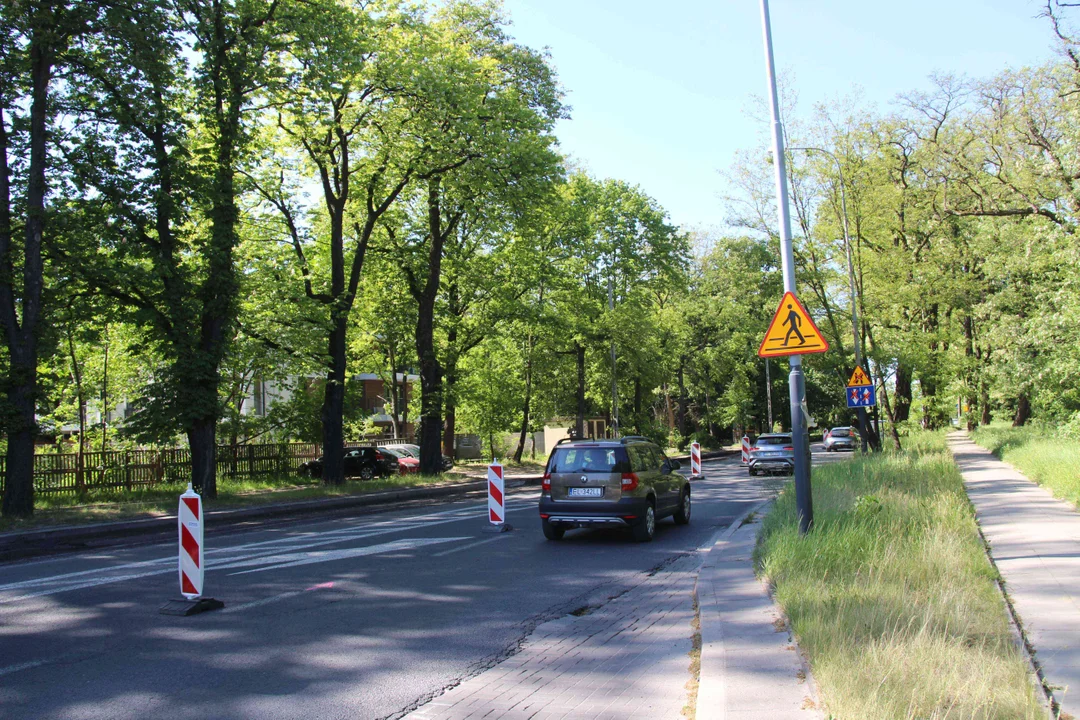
[[621, 472, 639, 492], [375, 451, 385, 460], [542, 472, 551, 492], [783, 446, 794, 451]]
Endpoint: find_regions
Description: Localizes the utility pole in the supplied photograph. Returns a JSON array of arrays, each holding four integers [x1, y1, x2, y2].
[[608, 277, 620, 438], [790, 145, 871, 452], [760, 0, 812, 534]]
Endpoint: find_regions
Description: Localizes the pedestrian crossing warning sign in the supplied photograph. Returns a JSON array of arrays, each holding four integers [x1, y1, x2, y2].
[[847, 367, 872, 387], [758, 292, 830, 358]]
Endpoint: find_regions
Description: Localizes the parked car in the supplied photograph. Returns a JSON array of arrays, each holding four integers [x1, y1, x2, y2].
[[378, 447, 419, 474], [823, 427, 857, 452], [383, 443, 454, 471], [538, 437, 689, 543], [748, 434, 796, 476], [298, 447, 398, 480]]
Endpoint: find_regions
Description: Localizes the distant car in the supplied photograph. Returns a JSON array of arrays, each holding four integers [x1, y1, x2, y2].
[[823, 427, 857, 452], [748, 434, 796, 476], [298, 447, 398, 480], [383, 443, 454, 471], [379, 447, 419, 474]]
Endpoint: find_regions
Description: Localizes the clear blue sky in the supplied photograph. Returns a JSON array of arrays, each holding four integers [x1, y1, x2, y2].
[[500, 0, 1059, 230]]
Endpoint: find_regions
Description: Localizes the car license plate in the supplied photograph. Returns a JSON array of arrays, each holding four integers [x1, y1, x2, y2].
[[568, 487, 603, 498]]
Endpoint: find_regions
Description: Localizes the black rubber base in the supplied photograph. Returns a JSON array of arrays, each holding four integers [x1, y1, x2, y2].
[[159, 597, 225, 616], [482, 523, 513, 534]]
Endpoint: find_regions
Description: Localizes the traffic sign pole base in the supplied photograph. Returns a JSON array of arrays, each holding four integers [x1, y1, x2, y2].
[[482, 523, 513, 534], [159, 597, 225, 616]]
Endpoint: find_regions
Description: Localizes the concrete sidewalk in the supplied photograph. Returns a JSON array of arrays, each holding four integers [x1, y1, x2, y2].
[[696, 509, 822, 720], [948, 432, 1080, 717]]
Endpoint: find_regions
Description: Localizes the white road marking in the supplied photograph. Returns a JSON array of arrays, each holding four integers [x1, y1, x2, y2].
[[0, 658, 52, 677], [224, 537, 470, 575], [430, 535, 507, 557], [0, 496, 539, 603]]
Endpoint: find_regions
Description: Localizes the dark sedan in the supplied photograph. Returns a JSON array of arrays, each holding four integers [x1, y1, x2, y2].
[[298, 447, 399, 480]]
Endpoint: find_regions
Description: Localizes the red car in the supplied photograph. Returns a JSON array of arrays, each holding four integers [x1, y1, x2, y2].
[[379, 447, 419, 474]]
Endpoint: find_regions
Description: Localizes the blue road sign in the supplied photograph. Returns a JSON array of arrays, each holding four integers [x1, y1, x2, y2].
[[847, 384, 876, 408]]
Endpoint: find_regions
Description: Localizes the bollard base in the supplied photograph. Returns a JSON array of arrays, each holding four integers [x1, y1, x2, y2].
[[159, 597, 225, 616], [482, 523, 513, 534]]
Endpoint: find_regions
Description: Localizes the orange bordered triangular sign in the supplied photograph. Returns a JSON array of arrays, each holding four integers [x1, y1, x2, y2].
[[758, 292, 830, 358], [847, 366, 872, 387]]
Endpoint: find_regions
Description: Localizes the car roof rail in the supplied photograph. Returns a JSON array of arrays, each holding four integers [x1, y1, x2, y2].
[[556, 437, 577, 445], [619, 435, 651, 443]]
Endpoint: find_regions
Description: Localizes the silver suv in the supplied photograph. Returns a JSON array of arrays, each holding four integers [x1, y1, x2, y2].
[[538, 437, 690, 543]]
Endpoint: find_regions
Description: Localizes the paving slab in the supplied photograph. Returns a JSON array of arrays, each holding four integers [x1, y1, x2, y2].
[[948, 431, 1080, 716]]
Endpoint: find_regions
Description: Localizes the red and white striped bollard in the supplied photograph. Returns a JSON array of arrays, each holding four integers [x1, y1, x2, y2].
[[690, 442, 703, 478], [160, 483, 224, 615], [484, 460, 512, 533], [179, 483, 203, 599], [741, 436, 751, 465]]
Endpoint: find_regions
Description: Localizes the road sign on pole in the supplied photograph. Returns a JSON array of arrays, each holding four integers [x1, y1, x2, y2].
[[758, 292, 830, 358], [846, 367, 876, 409]]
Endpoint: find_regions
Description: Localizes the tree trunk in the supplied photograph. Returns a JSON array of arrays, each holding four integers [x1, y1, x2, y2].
[[67, 326, 86, 494], [320, 317, 347, 485], [101, 325, 109, 454], [188, 418, 216, 495], [893, 363, 912, 423], [980, 380, 991, 427], [0, 21, 53, 518], [633, 376, 642, 433], [442, 344, 457, 458], [575, 341, 585, 439], [513, 335, 534, 463], [414, 178, 450, 475], [1013, 394, 1031, 427], [676, 359, 688, 439]]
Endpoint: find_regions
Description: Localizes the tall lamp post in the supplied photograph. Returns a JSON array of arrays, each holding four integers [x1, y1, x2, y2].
[[789, 145, 871, 453], [760, 0, 812, 534]]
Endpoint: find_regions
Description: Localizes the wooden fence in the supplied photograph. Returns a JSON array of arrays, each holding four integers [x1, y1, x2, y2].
[[0, 441, 381, 496]]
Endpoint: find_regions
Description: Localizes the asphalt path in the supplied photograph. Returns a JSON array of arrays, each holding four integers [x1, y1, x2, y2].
[[0, 450, 840, 720]]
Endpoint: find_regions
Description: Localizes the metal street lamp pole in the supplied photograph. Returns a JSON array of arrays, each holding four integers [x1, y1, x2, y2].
[[790, 145, 870, 453], [760, 0, 812, 534]]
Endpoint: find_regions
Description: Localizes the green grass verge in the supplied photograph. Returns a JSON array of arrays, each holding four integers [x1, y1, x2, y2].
[[756, 432, 1043, 720], [0, 472, 470, 534], [972, 423, 1080, 509]]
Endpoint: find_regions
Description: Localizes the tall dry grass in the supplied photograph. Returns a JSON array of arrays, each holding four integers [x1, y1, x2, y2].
[[756, 433, 1043, 719]]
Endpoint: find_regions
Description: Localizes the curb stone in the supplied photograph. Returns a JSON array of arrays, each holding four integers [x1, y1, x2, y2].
[[696, 500, 824, 720]]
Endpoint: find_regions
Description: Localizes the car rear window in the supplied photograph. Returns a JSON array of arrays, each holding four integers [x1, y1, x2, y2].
[[756, 436, 790, 446], [830, 429, 851, 437], [549, 447, 630, 473]]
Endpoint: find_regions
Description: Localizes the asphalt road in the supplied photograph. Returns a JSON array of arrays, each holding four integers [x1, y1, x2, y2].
[[0, 452, 829, 720]]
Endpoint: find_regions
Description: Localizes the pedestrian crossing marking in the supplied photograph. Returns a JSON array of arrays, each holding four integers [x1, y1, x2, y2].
[[758, 292, 830, 358]]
